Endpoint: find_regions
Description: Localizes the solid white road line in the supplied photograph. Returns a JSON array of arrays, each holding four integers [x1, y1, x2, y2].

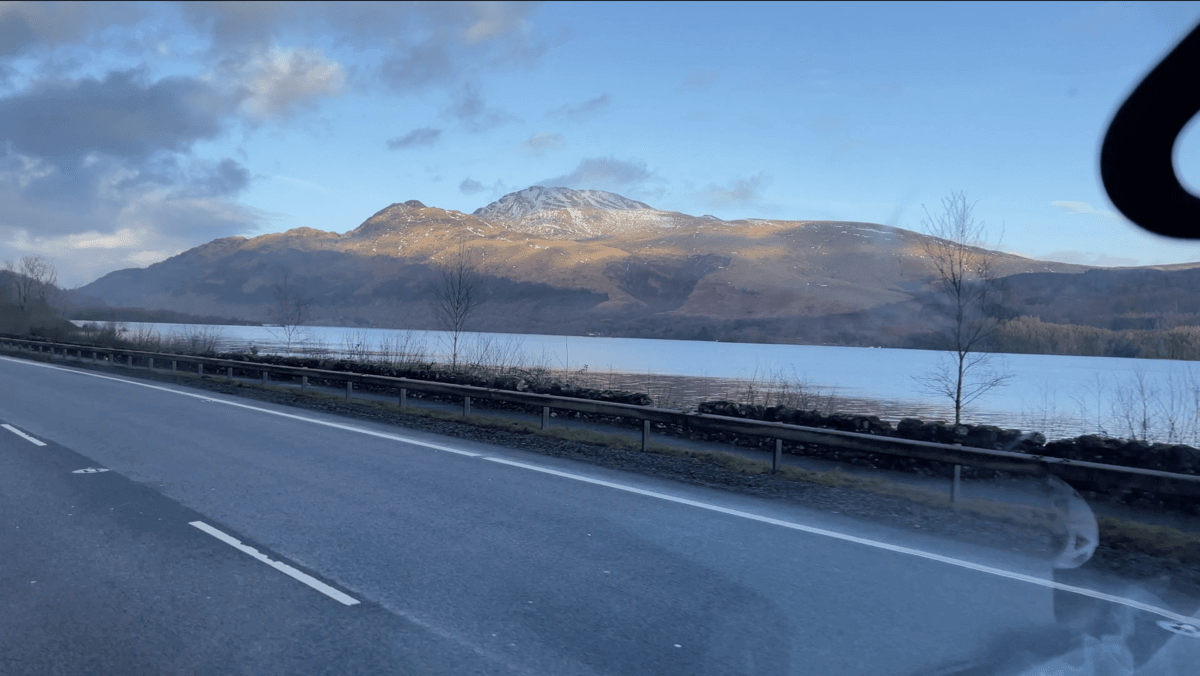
[[483, 457, 1197, 626], [2, 423, 46, 446], [5, 355, 1196, 626], [0, 356, 480, 458], [190, 521, 360, 606]]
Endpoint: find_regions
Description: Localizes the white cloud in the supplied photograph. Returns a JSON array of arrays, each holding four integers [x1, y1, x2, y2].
[[1051, 200, 1118, 218], [240, 47, 346, 120]]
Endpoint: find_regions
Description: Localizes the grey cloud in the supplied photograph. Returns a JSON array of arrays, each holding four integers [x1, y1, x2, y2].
[[14, 3, 547, 94], [0, 68, 245, 219], [541, 157, 656, 191], [546, 93, 610, 122], [184, 158, 252, 198], [520, 132, 564, 156], [0, 67, 256, 248], [380, 41, 457, 91], [0, 192, 264, 285], [459, 177, 509, 196], [0, 2, 143, 57], [680, 70, 718, 91], [387, 126, 442, 150], [0, 69, 237, 165], [698, 173, 772, 208], [443, 84, 514, 133], [192, 1, 550, 92]]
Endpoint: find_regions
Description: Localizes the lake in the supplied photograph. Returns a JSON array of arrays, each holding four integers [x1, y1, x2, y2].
[[71, 320, 1200, 444]]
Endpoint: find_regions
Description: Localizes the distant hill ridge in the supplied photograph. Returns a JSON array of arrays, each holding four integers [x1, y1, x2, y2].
[[77, 184, 1196, 348]]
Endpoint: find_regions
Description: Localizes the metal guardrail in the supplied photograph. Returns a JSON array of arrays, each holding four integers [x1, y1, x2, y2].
[[4, 335, 1200, 501]]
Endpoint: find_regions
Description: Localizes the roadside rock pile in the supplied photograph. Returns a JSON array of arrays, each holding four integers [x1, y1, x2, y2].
[[217, 353, 653, 407], [692, 401, 1200, 513]]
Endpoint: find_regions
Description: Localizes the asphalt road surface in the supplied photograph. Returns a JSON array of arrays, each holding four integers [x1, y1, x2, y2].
[[2, 354, 1197, 675]]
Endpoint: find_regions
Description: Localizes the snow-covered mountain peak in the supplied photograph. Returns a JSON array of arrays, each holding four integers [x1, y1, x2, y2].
[[473, 186, 654, 221]]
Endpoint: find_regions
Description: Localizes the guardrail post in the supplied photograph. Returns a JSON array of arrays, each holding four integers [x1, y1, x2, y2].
[[227, 367, 233, 381], [301, 375, 307, 391], [773, 439, 783, 474], [198, 363, 204, 377], [542, 406, 550, 430], [148, 357, 154, 371], [262, 371, 268, 385], [642, 420, 650, 452], [399, 388, 406, 408], [171, 360, 177, 372], [346, 381, 353, 401], [952, 465, 962, 503], [464, 396, 471, 417]]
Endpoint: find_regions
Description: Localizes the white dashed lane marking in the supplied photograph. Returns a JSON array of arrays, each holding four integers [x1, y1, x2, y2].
[[3, 423, 46, 446], [190, 521, 360, 606]]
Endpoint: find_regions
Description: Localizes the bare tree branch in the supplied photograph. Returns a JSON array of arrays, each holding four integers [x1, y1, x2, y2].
[[915, 192, 1012, 424], [433, 239, 482, 369], [271, 269, 310, 353], [5, 255, 58, 312]]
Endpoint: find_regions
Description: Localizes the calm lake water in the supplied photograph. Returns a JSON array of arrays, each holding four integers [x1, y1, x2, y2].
[[73, 320, 1200, 443]]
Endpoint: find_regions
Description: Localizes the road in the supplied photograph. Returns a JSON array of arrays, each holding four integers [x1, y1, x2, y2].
[[1, 354, 1196, 675]]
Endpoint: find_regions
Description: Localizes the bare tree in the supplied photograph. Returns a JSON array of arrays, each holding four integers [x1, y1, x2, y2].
[[914, 192, 1012, 424], [433, 240, 482, 369], [5, 255, 58, 312], [271, 269, 310, 353]]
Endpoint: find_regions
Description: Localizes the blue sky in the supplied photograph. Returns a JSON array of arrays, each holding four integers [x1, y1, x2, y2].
[[1, 1, 1199, 287]]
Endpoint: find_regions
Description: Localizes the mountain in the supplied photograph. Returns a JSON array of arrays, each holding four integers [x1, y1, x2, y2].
[[79, 186, 1171, 346], [473, 186, 653, 219]]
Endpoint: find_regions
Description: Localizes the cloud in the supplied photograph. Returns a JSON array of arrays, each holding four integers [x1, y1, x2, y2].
[[1051, 200, 1118, 218], [697, 173, 772, 208], [540, 157, 657, 192], [347, 3, 548, 91], [9, 3, 548, 94], [387, 126, 442, 150], [239, 47, 346, 120], [181, 158, 252, 198], [459, 177, 509, 196], [0, 69, 236, 165], [0, 192, 266, 287], [680, 70, 718, 91], [546, 93, 610, 122], [520, 132, 564, 156], [0, 1, 552, 284], [0, 67, 263, 285], [442, 83, 514, 132], [0, 2, 143, 57], [459, 178, 485, 195]]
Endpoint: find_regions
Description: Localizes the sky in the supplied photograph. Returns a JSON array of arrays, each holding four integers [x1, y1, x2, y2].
[[1, 1, 1200, 288]]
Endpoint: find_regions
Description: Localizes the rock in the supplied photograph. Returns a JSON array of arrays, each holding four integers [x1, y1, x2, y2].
[[898, 418, 924, 437], [963, 425, 1000, 449]]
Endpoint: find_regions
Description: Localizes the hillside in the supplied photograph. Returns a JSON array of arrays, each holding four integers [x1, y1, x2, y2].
[[78, 186, 1186, 346]]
